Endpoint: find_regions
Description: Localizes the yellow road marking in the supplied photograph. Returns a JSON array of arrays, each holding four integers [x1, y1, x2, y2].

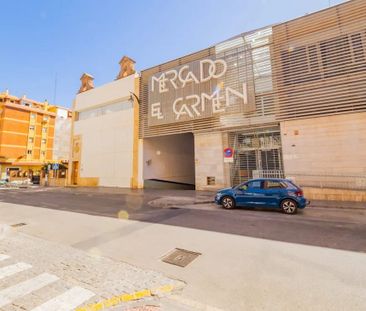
[[75, 285, 175, 311]]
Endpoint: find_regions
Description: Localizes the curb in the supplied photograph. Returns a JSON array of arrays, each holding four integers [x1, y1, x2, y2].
[[75, 284, 177, 311]]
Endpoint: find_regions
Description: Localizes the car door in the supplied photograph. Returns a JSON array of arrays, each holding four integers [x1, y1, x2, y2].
[[235, 180, 265, 207], [262, 180, 287, 207]]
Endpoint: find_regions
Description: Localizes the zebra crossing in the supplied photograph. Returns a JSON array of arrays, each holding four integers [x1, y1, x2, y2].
[[0, 254, 95, 311]]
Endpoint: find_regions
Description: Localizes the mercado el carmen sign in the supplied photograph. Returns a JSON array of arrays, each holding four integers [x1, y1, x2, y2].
[[148, 56, 255, 126]]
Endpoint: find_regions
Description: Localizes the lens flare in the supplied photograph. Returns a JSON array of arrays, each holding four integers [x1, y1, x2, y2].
[[118, 210, 129, 219]]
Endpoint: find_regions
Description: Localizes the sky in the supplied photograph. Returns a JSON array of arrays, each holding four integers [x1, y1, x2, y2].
[[0, 0, 345, 108]]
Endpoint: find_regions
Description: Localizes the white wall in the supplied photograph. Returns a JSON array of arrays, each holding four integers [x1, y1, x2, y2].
[[53, 108, 71, 161], [143, 134, 195, 185], [74, 75, 136, 187], [75, 75, 135, 111]]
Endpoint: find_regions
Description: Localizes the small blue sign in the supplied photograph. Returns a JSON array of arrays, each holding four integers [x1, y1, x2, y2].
[[52, 163, 59, 170]]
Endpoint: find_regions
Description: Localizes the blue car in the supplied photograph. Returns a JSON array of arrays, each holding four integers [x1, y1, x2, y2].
[[215, 178, 310, 214]]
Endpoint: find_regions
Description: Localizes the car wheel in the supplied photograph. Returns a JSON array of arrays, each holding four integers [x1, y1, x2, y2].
[[222, 196, 235, 209], [281, 199, 298, 214]]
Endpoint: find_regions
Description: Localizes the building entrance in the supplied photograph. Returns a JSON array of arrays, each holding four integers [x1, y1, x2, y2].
[[143, 133, 195, 189], [229, 127, 283, 186]]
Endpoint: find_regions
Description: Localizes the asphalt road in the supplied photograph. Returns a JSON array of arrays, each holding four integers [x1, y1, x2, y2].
[[0, 187, 365, 253]]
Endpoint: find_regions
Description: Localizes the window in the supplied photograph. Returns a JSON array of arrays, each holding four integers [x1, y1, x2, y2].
[[30, 113, 36, 119], [42, 127, 47, 133], [239, 180, 261, 191], [41, 151, 46, 156], [42, 139, 46, 144], [281, 31, 366, 85], [28, 137, 34, 143], [320, 35, 352, 78], [27, 150, 32, 155], [285, 181, 298, 190], [29, 125, 35, 131], [247, 181, 262, 189], [263, 180, 285, 189], [43, 116, 49, 121]]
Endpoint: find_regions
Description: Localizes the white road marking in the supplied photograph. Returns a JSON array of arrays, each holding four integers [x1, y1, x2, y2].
[[31, 286, 95, 311], [0, 273, 59, 307], [0, 262, 32, 280], [0, 255, 10, 261]]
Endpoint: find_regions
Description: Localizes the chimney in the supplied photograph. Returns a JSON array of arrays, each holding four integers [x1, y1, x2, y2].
[[116, 56, 136, 80], [78, 73, 94, 93]]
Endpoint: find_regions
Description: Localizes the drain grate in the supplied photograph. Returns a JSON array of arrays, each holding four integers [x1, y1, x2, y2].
[[162, 248, 201, 267], [11, 223, 27, 228]]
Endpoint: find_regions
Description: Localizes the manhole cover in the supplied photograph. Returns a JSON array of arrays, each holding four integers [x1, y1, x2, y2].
[[11, 223, 27, 228], [162, 248, 201, 267]]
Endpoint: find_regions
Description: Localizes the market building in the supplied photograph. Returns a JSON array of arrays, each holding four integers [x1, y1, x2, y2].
[[139, 0, 366, 200], [0, 90, 71, 182], [69, 56, 142, 188]]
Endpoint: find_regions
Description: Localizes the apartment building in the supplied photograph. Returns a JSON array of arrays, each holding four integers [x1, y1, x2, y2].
[[0, 90, 70, 180]]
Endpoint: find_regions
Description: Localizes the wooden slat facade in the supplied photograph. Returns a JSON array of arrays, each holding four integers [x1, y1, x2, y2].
[[140, 0, 366, 138]]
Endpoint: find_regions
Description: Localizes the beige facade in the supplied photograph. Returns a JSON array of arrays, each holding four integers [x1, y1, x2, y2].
[[194, 132, 226, 191], [280, 112, 366, 189], [70, 57, 141, 188], [138, 1, 366, 200]]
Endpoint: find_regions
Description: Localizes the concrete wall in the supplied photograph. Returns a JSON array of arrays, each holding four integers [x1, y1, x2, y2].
[[281, 112, 366, 190], [143, 133, 195, 185], [73, 75, 136, 187], [75, 75, 134, 111], [195, 132, 226, 190]]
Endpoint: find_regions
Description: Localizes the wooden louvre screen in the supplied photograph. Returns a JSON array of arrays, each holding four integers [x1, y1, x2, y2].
[[139, 0, 366, 138]]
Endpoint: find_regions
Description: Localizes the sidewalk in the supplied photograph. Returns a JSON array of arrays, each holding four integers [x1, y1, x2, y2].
[[1, 203, 365, 311], [0, 224, 187, 311]]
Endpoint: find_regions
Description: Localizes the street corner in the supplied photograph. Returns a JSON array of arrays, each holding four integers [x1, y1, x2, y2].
[[0, 231, 186, 311]]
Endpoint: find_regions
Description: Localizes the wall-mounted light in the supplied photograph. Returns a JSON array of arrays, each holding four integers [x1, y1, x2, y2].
[[129, 92, 140, 105]]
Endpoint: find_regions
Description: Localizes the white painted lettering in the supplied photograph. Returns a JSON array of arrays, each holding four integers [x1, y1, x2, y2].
[[151, 102, 164, 119]]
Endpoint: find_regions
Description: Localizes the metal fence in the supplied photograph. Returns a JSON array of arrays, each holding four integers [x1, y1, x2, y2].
[[285, 173, 366, 190], [253, 170, 285, 179], [234, 170, 366, 190]]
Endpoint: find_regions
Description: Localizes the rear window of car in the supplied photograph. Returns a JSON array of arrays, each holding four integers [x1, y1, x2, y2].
[[284, 181, 299, 190], [264, 180, 287, 189]]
